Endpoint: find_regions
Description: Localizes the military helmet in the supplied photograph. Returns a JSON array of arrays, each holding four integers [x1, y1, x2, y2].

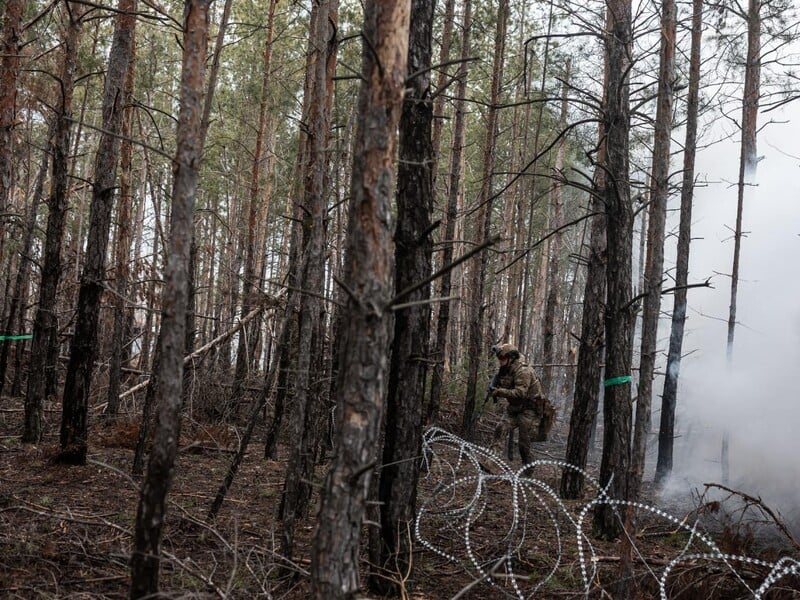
[[492, 343, 519, 360]]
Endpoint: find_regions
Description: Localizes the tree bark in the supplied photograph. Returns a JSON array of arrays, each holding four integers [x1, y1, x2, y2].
[[23, 3, 84, 443], [540, 61, 571, 395], [0, 0, 23, 252], [310, 1, 409, 596], [279, 0, 337, 561], [228, 0, 277, 409], [59, 0, 137, 464], [369, 0, 435, 592], [656, 0, 703, 484], [428, 0, 471, 423], [106, 20, 138, 420], [560, 163, 607, 499], [463, 0, 508, 439], [594, 0, 634, 541], [0, 137, 47, 397], [129, 1, 209, 596], [631, 0, 676, 498], [722, 0, 761, 485]]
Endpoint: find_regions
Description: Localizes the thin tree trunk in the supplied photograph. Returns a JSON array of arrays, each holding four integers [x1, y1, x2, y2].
[[279, 0, 337, 561], [595, 0, 634, 541], [540, 61, 571, 395], [723, 0, 761, 483], [0, 138, 47, 397], [129, 2, 209, 596], [23, 3, 84, 443], [430, 0, 455, 176], [560, 124, 608, 499], [229, 0, 277, 412], [463, 0, 507, 439], [106, 25, 138, 420], [369, 0, 435, 592], [310, 1, 409, 596], [190, 0, 233, 406], [59, 0, 137, 464], [622, 0, 676, 588], [518, 0, 555, 356], [656, 0, 703, 485], [0, 0, 23, 247], [630, 0, 676, 498], [263, 4, 322, 458], [428, 0, 471, 423]]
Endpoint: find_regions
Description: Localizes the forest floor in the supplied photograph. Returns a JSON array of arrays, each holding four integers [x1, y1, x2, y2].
[[1, 393, 799, 599]]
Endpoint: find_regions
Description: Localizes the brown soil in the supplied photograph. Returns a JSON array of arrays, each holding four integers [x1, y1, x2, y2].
[[1, 397, 798, 599]]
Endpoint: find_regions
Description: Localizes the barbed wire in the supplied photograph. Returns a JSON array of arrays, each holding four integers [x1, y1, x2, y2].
[[416, 427, 800, 599]]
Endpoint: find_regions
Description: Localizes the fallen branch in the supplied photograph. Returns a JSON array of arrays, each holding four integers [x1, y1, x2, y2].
[[118, 303, 270, 402], [703, 482, 800, 551]]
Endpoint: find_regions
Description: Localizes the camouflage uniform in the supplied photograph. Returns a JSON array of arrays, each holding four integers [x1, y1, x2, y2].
[[490, 344, 544, 464]]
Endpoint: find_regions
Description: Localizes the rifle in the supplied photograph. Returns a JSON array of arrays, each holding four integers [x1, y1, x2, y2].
[[475, 372, 499, 422]]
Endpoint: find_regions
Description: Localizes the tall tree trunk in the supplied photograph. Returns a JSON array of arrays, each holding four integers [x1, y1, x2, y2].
[[723, 0, 761, 483], [517, 0, 555, 356], [560, 118, 608, 499], [622, 0, 677, 589], [430, 0, 455, 176], [279, 0, 337, 561], [428, 0, 471, 423], [23, 3, 84, 443], [310, 1, 409, 596], [0, 139, 47, 397], [229, 0, 277, 412], [106, 22, 138, 420], [540, 61, 571, 395], [594, 0, 634, 541], [0, 0, 23, 248], [129, 1, 209, 596], [463, 0, 508, 439], [59, 0, 137, 465], [656, 0, 703, 484], [191, 0, 233, 408], [369, 0, 435, 592], [263, 3, 323, 459], [630, 0, 676, 498]]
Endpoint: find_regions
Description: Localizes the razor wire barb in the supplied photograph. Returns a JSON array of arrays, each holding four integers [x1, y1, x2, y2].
[[415, 427, 800, 599]]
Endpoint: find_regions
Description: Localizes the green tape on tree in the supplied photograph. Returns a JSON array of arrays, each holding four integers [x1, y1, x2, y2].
[[604, 375, 632, 387], [0, 334, 33, 341]]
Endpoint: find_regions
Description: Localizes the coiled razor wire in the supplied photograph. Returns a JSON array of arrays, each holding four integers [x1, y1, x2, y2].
[[415, 427, 800, 599]]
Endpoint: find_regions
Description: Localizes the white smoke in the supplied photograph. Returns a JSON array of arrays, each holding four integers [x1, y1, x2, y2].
[[657, 105, 800, 535]]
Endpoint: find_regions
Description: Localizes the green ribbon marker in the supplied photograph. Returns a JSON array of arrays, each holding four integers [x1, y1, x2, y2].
[[604, 375, 632, 388], [0, 334, 33, 341]]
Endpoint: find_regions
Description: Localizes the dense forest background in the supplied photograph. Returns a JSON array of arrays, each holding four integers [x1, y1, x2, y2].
[[1, 0, 799, 597]]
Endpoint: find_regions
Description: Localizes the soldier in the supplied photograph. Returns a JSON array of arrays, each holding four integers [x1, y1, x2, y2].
[[489, 343, 547, 464]]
